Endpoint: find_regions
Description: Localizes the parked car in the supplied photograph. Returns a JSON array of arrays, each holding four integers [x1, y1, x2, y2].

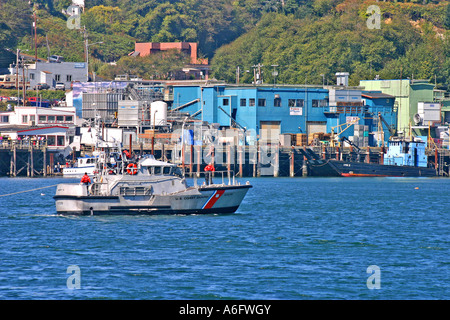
[[49, 55, 64, 63], [55, 82, 65, 90], [27, 97, 51, 107], [34, 83, 50, 90]]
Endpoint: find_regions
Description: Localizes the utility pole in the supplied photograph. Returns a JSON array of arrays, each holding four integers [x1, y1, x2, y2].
[[84, 26, 89, 82], [23, 63, 26, 106], [257, 63, 263, 84], [33, 9, 37, 62], [16, 49, 20, 106], [83, 26, 103, 82], [252, 63, 264, 85]]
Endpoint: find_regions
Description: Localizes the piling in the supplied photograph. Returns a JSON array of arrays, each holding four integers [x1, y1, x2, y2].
[[290, 147, 295, 177], [30, 143, 34, 177], [302, 155, 308, 177], [43, 145, 47, 177], [11, 144, 17, 177], [274, 146, 279, 177]]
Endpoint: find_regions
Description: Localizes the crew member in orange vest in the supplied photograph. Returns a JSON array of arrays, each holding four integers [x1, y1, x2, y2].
[[81, 172, 91, 194], [204, 163, 215, 185]]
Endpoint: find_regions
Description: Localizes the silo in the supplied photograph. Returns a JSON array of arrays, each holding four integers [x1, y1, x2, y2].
[[150, 101, 167, 126]]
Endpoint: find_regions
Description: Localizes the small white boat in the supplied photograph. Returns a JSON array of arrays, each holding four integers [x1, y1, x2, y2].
[[62, 156, 98, 176]]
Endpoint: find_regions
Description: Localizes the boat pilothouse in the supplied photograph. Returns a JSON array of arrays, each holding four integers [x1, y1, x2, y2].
[[383, 137, 428, 168], [54, 118, 252, 215]]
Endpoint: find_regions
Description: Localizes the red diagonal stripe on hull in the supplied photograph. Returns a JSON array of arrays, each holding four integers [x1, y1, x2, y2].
[[203, 190, 225, 209]]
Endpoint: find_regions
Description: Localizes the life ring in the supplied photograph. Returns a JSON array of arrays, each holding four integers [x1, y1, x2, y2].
[[127, 163, 138, 175]]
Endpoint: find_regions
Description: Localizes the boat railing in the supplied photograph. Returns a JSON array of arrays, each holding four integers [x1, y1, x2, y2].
[[89, 182, 109, 196], [192, 170, 236, 187]]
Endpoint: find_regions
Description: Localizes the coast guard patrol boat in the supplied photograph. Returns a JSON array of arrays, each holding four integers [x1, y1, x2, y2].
[[54, 119, 251, 215]]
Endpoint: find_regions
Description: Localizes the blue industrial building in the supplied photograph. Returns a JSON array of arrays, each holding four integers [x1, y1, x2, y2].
[[322, 89, 397, 146], [74, 74, 398, 147], [170, 83, 397, 146], [172, 84, 329, 135]]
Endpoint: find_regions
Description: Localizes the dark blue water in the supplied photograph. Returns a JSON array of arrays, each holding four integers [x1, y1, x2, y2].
[[0, 176, 448, 300]]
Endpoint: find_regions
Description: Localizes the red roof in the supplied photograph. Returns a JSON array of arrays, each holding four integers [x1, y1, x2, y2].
[[17, 125, 69, 133]]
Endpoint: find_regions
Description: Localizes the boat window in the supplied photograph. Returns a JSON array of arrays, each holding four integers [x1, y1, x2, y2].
[[403, 142, 409, 154], [163, 167, 171, 175], [154, 166, 161, 175]]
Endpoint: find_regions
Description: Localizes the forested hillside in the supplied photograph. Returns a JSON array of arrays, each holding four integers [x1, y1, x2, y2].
[[1, 0, 449, 88], [212, 0, 450, 88]]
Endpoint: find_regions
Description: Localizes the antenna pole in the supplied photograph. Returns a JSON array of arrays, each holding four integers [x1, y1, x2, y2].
[[34, 11, 37, 61]]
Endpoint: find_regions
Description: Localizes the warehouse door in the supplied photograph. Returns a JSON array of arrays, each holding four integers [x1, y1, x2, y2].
[[307, 121, 326, 135], [260, 121, 280, 145]]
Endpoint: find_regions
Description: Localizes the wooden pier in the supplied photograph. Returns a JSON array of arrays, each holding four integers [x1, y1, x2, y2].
[[0, 140, 62, 177], [128, 143, 450, 178], [1, 139, 449, 177]]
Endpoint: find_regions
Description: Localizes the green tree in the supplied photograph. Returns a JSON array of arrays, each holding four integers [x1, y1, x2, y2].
[[0, 0, 31, 66], [98, 49, 190, 80], [445, 3, 450, 28]]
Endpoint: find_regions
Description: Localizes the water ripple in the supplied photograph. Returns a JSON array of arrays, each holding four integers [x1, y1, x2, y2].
[[0, 177, 448, 299]]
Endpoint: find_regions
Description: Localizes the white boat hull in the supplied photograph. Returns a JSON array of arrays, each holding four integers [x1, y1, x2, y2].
[[62, 166, 96, 177], [54, 183, 251, 215]]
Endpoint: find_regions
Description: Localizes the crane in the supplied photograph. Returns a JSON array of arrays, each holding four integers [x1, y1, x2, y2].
[[378, 112, 396, 136], [330, 117, 360, 147], [376, 112, 396, 147], [340, 136, 361, 152]]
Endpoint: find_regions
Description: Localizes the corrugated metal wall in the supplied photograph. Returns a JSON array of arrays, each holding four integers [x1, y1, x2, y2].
[[82, 93, 125, 122]]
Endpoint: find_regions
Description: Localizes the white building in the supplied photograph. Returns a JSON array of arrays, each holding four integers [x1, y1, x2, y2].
[[0, 106, 76, 151], [18, 126, 74, 149], [0, 106, 76, 127], [10, 61, 87, 90]]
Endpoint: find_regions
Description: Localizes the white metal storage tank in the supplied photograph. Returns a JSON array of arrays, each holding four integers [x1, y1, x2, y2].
[[150, 101, 167, 126]]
